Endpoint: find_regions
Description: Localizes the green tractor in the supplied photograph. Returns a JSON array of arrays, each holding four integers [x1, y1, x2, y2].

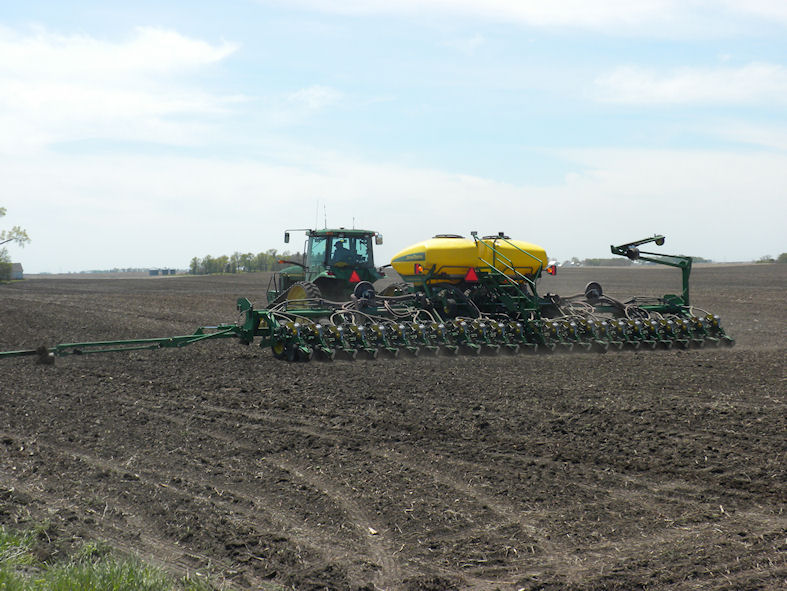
[[268, 227, 385, 305]]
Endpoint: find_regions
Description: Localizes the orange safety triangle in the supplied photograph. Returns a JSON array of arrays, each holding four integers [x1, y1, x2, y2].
[[464, 267, 479, 282]]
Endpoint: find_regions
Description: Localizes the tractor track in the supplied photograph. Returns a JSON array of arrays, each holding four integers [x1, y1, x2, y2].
[[10, 382, 784, 588], [0, 448, 254, 588], [0, 425, 387, 586], [2, 393, 414, 586]]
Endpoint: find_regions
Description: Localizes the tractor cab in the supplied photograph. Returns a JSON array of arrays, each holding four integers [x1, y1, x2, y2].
[[268, 228, 384, 304], [307, 230, 377, 274]]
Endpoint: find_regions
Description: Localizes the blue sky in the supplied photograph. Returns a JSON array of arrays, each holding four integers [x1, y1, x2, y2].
[[1, 0, 786, 272]]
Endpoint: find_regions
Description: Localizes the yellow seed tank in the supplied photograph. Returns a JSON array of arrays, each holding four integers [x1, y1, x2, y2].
[[390, 234, 548, 285]]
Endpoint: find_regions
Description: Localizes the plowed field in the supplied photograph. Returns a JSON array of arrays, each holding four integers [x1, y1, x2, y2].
[[1, 265, 785, 590]]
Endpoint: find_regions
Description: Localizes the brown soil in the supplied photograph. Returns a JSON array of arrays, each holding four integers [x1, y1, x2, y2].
[[1, 265, 785, 590]]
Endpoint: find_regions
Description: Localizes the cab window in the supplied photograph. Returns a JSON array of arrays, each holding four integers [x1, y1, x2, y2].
[[307, 236, 328, 268], [329, 236, 373, 266], [352, 236, 371, 265]]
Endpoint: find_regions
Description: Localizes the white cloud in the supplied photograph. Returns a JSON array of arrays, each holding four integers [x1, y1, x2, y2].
[[271, 0, 669, 28], [267, 0, 787, 34], [593, 63, 787, 105], [0, 26, 240, 153], [0, 26, 236, 78], [721, 0, 787, 25]]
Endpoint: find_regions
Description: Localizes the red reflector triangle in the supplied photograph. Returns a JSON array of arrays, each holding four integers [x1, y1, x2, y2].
[[414, 263, 423, 274], [349, 270, 361, 283], [464, 267, 479, 282]]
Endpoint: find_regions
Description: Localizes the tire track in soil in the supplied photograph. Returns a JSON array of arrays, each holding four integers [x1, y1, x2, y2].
[[0, 458, 243, 587], [157, 401, 549, 520], [10, 363, 783, 586], [180, 402, 787, 585], [2, 423, 396, 588], [70, 397, 523, 584], [272, 458, 404, 590], [3, 431, 336, 587], [112, 402, 409, 587], [425, 449, 787, 558], [193, 401, 723, 509], [127, 404, 532, 585], [40, 387, 412, 585], [9, 384, 779, 590], [127, 400, 736, 583]]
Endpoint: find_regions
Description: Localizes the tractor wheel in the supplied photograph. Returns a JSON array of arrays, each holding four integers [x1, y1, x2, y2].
[[286, 281, 322, 304], [271, 340, 288, 360], [442, 297, 458, 317], [584, 281, 603, 301], [295, 347, 312, 362], [353, 281, 376, 301]]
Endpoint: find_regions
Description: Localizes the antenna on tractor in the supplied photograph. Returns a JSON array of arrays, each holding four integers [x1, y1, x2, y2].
[[323, 204, 327, 228]]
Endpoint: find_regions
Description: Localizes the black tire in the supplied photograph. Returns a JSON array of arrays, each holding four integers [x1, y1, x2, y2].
[[271, 340, 288, 360], [295, 347, 312, 362], [584, 282, 603, 301], [353, 281, 376, 300], [286, 281, 322, 304]]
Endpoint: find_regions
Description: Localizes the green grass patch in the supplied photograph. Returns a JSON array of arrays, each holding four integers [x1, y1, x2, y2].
[[0, 525, 216, 591]]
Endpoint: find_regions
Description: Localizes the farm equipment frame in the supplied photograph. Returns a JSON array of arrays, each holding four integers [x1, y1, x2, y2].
[[0, 234, 733, 364]]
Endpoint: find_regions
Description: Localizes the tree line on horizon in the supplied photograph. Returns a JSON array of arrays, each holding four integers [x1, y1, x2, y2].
[[188, 250, 302, 275]]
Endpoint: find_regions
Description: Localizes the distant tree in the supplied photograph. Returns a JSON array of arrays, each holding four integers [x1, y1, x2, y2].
[[777, 253, 787, 263], [228, 250, 240, 273], [215, 255, 230, 273], [0, 206, 31, 263], [253, 250, 280, 271], [239, 252, 255, 272], [201, 254, 215, 274], [756, 255, 775, 263], [251, 252, 266, 271]]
